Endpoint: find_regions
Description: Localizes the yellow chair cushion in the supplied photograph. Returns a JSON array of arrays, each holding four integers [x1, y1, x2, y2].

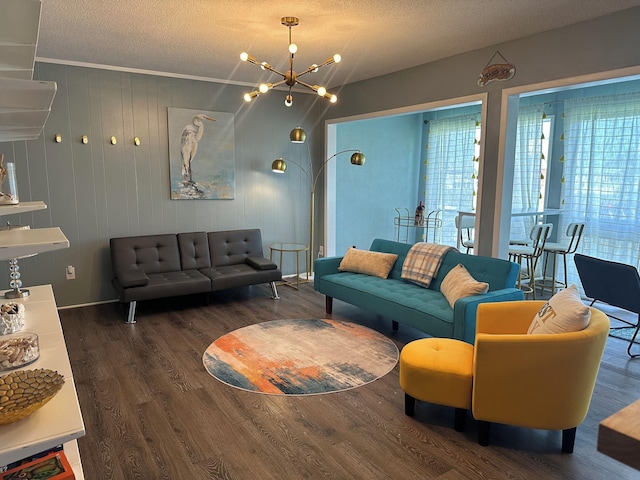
[[399, 338, 473, 409]]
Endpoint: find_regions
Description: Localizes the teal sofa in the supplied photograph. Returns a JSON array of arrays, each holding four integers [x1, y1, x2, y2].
[[314, 238, 523, 344]]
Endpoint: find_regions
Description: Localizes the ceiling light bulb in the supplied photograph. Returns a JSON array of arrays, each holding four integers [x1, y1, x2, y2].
[[333, 54, 341, 63], [261, 62, 268, 70], [329, 94, 337, 103], [259, 83, 270, 93], [311, 64, 319, 73], [240, 52, 249, 62], [317, 86, 326, 96], [285, 95, 293, 107], [289, 43, 298, 54], [244, 92, 257, 102]]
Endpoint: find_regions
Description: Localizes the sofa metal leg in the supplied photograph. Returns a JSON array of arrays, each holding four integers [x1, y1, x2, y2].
[[405, 393, 416, 416], [454, 408, 467, 432], [478, 420, 490, 446], [270, 281, 280, 299], [562, 427, 576, 453], [325, 296, 333, 314], [392, 320, 399, 331], [127, 301, 137, 324]]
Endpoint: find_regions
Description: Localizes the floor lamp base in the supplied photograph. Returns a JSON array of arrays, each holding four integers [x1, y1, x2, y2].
[[298, 272, 314, 282]]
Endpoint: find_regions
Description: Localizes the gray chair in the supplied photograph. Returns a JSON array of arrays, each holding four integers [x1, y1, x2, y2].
[[508, 223, 553, 299], [541, 222, 585, 296], [455, 214, 475, 254]]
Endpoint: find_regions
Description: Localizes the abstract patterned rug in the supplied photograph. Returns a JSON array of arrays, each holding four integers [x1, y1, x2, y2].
[[202, 319, 399, 395]]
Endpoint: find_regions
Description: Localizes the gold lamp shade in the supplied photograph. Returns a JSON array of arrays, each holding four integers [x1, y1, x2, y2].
[[350, 152, 366, 166], [290, 127, 306, 143], [272, 158, 287, 173]]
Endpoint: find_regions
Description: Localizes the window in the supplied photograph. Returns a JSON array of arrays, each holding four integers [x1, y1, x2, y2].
[[562, 92, 640, 279], [423, 114, 479, 246]]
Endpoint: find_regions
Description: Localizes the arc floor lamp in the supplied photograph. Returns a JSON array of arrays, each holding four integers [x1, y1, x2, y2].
[[272, 127, 365, 280]]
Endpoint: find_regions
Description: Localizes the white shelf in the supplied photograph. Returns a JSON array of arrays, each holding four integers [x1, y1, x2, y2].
[[0, 285, 85, 472], [0, 0, 57, 143], [0, 201, 47, 217], [0, 0, 41, 81], [0, 227, 69, 261]]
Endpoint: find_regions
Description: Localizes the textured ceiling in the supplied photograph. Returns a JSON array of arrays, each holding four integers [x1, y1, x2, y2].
[[36, 0, 640, 91]]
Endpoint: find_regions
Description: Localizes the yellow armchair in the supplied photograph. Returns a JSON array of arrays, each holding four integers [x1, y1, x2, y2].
[[471, 300, 609, 453]]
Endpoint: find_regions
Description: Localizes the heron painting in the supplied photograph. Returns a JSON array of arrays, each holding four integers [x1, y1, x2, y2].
[[167, 107, 236, 199]]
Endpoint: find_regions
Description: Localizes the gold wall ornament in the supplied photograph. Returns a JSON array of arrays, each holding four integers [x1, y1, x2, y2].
[[82, 135, 88, 144], [110, 136, 117, 145], [478, 51, 516, 87], [54, 134, 62, 143]]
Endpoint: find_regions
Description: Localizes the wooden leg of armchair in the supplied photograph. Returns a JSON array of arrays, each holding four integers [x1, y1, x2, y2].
[[404, 393, 416, 417], [478, 420, 490, 446], [454, 408, 467, 432], [392, 321, 399, 331], [325, 296, 333, 314], [562, 427, 577, 453]]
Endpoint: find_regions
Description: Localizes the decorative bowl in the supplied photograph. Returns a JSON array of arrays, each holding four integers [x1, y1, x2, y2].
[[0, 332, 39, 371], [0, 302, 25, 335], [0, 368, 65, 425]]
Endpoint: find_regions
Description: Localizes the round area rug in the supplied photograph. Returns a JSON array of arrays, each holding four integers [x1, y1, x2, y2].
[[202, 318, 399, 395]]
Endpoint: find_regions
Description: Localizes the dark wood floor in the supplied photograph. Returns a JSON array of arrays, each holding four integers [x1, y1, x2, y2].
[[59, 284, 640, 480]]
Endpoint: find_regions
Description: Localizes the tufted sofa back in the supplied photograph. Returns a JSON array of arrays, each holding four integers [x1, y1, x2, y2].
[[208, 229, 265, 267], [110, 234, 181, 277]]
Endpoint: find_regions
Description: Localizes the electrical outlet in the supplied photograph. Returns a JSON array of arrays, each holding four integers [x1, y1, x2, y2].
[[318, 245, 324, 257], [66, 265, 75, 280]]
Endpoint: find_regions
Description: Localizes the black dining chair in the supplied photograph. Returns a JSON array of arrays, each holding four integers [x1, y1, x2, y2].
[[574, 254, 640, 358]]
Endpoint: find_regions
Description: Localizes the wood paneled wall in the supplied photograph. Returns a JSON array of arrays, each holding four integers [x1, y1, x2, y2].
[[0, 63, 321, 306]]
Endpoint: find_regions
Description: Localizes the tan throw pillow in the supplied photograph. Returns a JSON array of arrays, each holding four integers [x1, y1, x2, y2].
[[528, 284, 590, 334], [440, 264, 489, 308], [338, 248, 398, 279]]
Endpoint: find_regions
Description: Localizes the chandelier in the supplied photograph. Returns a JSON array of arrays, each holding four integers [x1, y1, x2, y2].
[[240, 17, 341, 107]]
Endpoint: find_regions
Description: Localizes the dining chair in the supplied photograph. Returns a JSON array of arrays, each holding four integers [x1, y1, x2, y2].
[[508, 223, 553, 299], [540, 222, 585, 296], [454, 214, 475, 254]]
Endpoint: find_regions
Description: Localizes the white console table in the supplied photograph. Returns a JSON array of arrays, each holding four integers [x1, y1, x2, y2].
[[0, 285, 85, 478]]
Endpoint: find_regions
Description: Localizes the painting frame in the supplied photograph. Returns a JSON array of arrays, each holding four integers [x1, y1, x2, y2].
[[167, 107, 235, 200]]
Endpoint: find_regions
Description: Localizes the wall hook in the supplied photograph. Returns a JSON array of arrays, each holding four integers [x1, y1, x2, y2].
[[134, 137, 140, 146], [54, 134, 62, 143], [110, 136, 117, 145], [82, 135, 88, 144]]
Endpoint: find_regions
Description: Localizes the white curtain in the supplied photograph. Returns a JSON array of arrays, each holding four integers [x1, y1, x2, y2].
[[424, 114, 479, 247], [511, 106, 545, 241], [563, 92, 640, 284]]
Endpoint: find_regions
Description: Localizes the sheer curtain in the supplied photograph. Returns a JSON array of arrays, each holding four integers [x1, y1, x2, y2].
[[563, 92, 640, 285], [511, 106, 545, 241], [424, 114, 479, 247]]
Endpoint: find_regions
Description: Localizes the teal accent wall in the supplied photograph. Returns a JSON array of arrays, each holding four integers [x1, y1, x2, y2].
[[334, 114, 421, 254]]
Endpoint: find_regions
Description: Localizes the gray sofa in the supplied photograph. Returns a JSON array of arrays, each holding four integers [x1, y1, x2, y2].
[[110, 229, 281, 323]]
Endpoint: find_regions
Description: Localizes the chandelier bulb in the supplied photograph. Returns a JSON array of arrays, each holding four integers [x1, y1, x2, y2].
[[261, 62, 268, 70], [240, 52, 249, 62], [259, 83, 270, 93], [289, 43, 298, 54], [317, 86, 326, 97], [329, 94, 338, 103], [333, 54, 342, 63], [285, 94, 293, 107], [311, 64, 318, 73]]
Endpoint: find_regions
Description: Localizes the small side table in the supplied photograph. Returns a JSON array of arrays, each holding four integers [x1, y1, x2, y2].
[[269, 243, 309, 290]]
